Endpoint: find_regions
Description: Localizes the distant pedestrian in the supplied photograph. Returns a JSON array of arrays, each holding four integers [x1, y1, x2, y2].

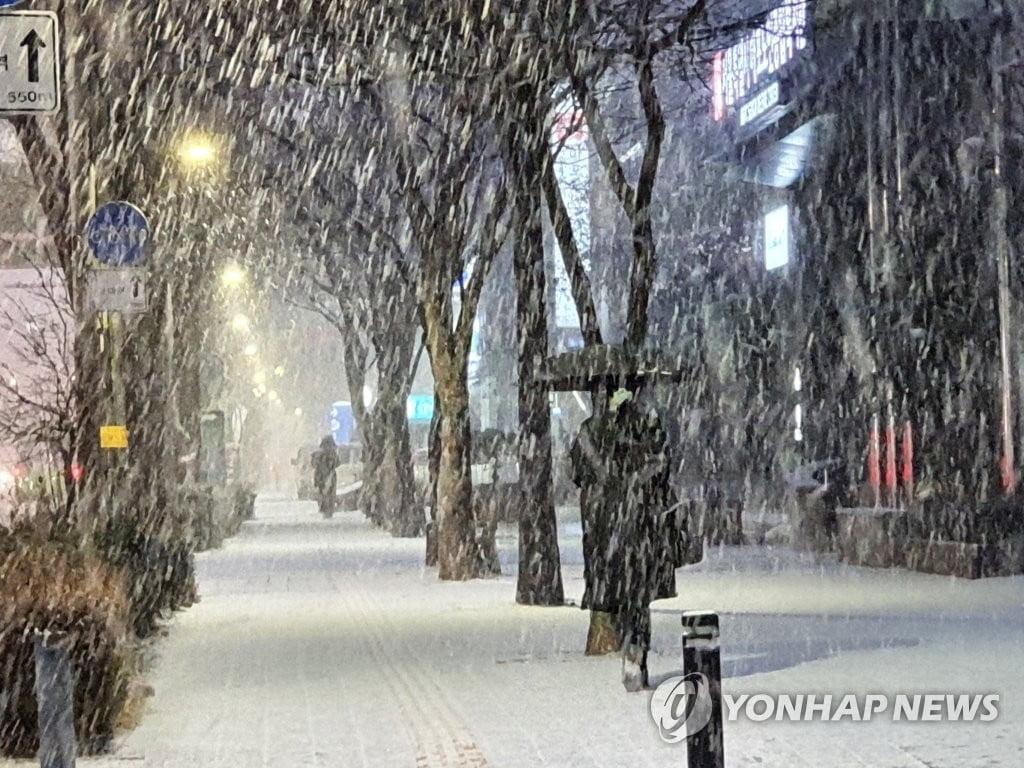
[[312, 435, 340, 518]]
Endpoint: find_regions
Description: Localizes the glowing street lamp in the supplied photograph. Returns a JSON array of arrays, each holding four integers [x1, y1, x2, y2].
[[243, 343, 258, 357], [231, 313, 250, 332], [177, 133, 219, 168], [221, 264, 246, 287]]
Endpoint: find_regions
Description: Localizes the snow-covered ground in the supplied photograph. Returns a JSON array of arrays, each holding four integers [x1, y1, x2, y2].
[[6, 495, 1023, 767]]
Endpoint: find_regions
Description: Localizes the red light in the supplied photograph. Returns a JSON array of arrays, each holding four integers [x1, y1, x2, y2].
[[553, 109, 586, 143], [12, 465, 26, 480], [70, 464, 84, 482], [712, 52, 725, 121]]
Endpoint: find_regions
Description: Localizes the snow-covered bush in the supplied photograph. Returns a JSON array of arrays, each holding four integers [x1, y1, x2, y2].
[[188, 484, 251, 553], [186, 486, 219, 552], [233, 485, 256, 522], [93, 501, 197, 638], [0, 527, 133, 757]]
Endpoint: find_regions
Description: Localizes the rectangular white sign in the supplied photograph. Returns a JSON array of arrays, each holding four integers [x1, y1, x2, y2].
[[0, 11, 61, 115], [740, 82, 781, 127], [764, 205, 791, 270], [86, 268, 148, 314]]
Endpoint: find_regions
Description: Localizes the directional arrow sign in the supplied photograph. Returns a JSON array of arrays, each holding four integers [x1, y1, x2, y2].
[[20, 28, 41, 83], [85, 268, 149, 315], [0, 11, 60, 114]]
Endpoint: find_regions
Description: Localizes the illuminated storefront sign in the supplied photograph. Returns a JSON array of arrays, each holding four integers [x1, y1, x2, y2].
[[739, 82, 781, 127], [764, 204, 791, 270], [713, 0, 809, 121], [406, 394, 435, 422]]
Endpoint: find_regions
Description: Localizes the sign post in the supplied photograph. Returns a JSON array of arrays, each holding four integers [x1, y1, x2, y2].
[[0, 10, 60, 115], [33, 632, 77, 768], [85, 201, 150, 452]]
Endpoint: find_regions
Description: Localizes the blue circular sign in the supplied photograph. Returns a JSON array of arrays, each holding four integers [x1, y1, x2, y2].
[[0, 1, 25, 7], [86, 201, 150, 266]]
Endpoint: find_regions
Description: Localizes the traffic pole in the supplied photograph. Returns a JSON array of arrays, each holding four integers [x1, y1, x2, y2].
[[33, 632, 76, 768], [681, 612, 724, 768]]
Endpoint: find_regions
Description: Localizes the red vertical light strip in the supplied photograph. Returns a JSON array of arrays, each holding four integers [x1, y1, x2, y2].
[[901, 423, 917, 483], [868, 415, 881, 500], [1001, 454, 1016, 494], [712, 52, 725, 121], [902, 420, 914, 503], [885, 410, 897, 497]]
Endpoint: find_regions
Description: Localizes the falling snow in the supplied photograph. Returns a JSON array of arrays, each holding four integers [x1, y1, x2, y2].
[[3, 1, 1024, 766]]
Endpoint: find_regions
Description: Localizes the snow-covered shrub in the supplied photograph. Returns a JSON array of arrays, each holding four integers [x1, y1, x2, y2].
[[185, 485, 219, 552], [188, 485, 250, 553], [93, 501, 197, 638], [0, 528, 133, 757], [233, 485, 256, 523]]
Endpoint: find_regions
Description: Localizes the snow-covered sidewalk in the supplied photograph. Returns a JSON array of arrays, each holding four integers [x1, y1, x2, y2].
[[8, 495, 1024, 767]]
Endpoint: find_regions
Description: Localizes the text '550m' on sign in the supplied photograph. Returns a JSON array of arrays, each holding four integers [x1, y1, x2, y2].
[[0, 11, 60, 115]]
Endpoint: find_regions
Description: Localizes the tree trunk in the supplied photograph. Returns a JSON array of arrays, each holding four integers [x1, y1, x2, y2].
[[625, 58, 664, 351], [511, 129, 565, 606], [433, 360, 477, 579], [425, 399, 442, 566], [369, 313, 422, 536], [374, 392, 421, 536], [360, 411, 386, 526], [336, 321, 382, 523]]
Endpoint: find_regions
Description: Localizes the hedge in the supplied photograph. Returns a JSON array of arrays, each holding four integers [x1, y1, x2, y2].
[[0, 528, 133, 757]]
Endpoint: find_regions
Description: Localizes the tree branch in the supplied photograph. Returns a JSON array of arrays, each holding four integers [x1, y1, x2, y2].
[[568, 63, 637, 220], [541, 150, 603, 347]]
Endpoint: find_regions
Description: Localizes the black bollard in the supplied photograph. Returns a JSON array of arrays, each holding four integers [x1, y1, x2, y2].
[[681, 611, 724, 768], [33, 632, 77, 768]]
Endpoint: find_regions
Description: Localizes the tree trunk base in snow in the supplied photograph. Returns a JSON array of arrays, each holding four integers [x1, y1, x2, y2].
[[425, 520, 439, 566], [391, 518, 425, 538], [476, 522, 502, 576], [585, 611, 621, 655]]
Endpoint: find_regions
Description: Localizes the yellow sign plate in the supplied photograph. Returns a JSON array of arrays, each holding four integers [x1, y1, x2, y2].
[[99, 425, 129, 449]]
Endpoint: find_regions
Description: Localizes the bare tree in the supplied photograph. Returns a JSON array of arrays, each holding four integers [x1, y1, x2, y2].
[[0, 261, 77, 520]]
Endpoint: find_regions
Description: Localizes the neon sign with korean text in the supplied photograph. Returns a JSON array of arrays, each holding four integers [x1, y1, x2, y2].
[[713, 1, 809, 122]]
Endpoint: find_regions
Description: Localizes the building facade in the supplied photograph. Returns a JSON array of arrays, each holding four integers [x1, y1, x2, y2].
[[700, 0, 1023, 504]]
